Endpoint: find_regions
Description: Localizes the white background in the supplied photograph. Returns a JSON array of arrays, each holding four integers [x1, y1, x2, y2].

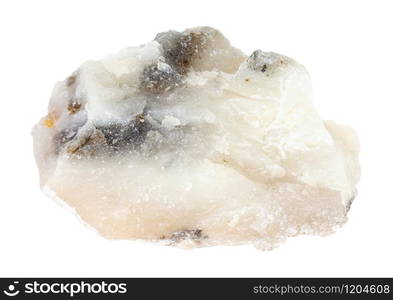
[[1, 0, 392, 277]]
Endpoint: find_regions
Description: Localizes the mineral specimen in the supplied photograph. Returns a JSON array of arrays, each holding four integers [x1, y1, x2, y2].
[[32, 27, 360, 250]]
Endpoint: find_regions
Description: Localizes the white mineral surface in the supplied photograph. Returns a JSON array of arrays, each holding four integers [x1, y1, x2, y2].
[[32, 26, 360, 250]]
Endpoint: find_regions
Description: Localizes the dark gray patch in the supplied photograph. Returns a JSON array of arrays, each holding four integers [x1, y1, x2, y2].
[[55, 115, 152, 155], [167, 229, 207, 243], [155, 30, 183, 53], [246, 50, 259, 68], [346, 194, 356, 212], [139, 62, 181, 94], [246, 50, 287, 76], [155, 30, 208, 75], [96, 115, 152, 150], [247, 50, 269, 72]]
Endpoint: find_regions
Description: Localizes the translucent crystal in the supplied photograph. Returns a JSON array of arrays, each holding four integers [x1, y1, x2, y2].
[[32, 26, 360, 250]]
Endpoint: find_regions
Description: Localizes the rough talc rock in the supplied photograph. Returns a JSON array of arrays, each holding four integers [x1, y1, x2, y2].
[[32, 26, 360, 250]]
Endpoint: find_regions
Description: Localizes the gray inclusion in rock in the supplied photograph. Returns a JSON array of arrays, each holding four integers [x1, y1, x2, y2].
[[155, 30, 208, 75], [55, 115, 153, 155], [139, 61, 181, 94], [246, 50, 288, 75], [96, 115, 152, 151], [163, 229, 208, 244], [139, 29, 211, 94]]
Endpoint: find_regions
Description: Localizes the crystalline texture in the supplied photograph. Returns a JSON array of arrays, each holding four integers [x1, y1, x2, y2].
[[32, 27, 360, 250]]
